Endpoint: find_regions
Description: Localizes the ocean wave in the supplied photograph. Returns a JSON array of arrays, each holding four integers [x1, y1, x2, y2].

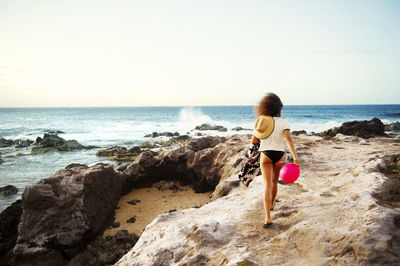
[[384, 112, 400, 117]]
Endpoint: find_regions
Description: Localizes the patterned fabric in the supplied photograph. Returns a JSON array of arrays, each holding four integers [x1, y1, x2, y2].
[[238, 143, 261, 187]]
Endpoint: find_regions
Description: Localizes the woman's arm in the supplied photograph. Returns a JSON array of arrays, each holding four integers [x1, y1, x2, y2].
[[283, 130, 300, 165]]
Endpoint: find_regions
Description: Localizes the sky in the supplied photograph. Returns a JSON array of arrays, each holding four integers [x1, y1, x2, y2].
[[0, 0, 399, 107]]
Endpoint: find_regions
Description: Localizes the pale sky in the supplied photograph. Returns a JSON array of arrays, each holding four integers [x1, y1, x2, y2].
[[0, 0, 399, 107]]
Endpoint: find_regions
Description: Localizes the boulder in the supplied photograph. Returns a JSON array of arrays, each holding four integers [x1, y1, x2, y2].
[[14, 139, 34, 148], [195, 123, 228, 132], [13, 163, 126, 266], [0, 185, 18, 196], [318, 118, 387, 139], [385, 121, 400, 132], [32, 134, 92, 154], [0, 138, 14, 148], [0, 200, 22, 263]]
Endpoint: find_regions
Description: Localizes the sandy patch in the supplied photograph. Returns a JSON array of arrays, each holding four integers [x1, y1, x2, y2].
[[103, 182, 212, 236]]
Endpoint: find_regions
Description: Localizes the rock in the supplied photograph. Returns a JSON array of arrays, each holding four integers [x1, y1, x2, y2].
[[0, 138, 14, 148], [195, 123, 228, 132], [46, 130, 65, 134], [0, 185, 18, 196], [65, 163, 89, 170], [144, 132, 180, 138], [96, 146, 142, 161], [385, 121, 400, 132], [127, 199, 140, 205], [0, 200, 22, 263], [154, 181, 178, 191], [0, 157, 4, 164], [232, 127, 251, 131], [67, 251, 92, 266], [14, 139, 34, 148], [112, 222, 121, 228], [13, 163, 126, 265], [318, 118, 387, 139], [31, 134, 92, 154], [292, 130, 307, 136], [194, 132, 203, 136], [126, 216, 136, 223]]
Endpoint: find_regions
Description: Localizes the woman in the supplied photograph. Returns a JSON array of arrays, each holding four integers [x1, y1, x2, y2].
[[252, 93, 300, 228]]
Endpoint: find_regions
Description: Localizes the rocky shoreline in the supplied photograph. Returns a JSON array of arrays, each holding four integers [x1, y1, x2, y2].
[[0, 118, 399, 265]]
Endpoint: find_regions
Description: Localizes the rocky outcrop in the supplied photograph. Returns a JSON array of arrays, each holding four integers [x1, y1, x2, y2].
[[123, 135, 248, 193], [0, 185, 18, 196], [117, 138, 400, 265], [31, 134, 96, 154], [13, 164, 126, 266], [195, 123, 228, 132], [318, 118, 387, 139]]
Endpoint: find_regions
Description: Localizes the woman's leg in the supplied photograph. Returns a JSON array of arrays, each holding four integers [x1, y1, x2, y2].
[[271, 156, 285, 208], [260, 153, 274, 224]]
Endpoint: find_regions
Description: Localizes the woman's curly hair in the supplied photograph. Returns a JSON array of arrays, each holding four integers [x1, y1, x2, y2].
[[255, 93, 283, 117]]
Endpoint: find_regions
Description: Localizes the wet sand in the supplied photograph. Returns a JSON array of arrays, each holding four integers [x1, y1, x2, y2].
[[103, 182, 212, 236]]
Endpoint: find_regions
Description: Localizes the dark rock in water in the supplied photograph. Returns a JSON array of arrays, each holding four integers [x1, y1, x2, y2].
[[292, 130, 307, 136], [46, 130, 65, 134], [13, 163, 126, 266], [195, 123, 227, 132], [0, 138, 14, 148], [65, 163, 89, 170], [14, 139, 34, 148], [195, 132, 203, 136], [0, 157, 4, 164], [0, 200, 22, 263], [385, 121, 400, 132], [144, 132, 180, 138], [32, 133, 92, 154], [169, 209, 177, 213], [127, 216, 136, 223], [232, 127, 251, 131], [0, 185, 18, 196], [317, 118, 387, 139]]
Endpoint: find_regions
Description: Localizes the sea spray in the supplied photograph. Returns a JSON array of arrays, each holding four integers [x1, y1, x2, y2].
[[178, 107, 213, 131]]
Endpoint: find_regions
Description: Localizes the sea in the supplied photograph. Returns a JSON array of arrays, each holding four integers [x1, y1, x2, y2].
[[1, 105, 400, 211]]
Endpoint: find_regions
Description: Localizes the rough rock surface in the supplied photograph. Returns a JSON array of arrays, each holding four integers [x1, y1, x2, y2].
[[96, 146, 142, 161], [0, 185, 18, 196], [13, 163, 126, 266], [0, 200, 22, 264], [123, 135, 248, 192], [117, 136, 400, 265], [318, 118, 387, 139]]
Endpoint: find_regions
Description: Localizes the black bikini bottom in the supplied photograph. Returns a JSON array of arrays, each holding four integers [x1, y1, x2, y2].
[[261, 150, 285, 164]]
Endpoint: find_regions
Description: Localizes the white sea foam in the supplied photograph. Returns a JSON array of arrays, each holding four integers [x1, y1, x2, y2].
[[177, 107, 213, 131]]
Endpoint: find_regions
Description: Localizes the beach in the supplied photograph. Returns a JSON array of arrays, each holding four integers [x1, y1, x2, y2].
[[103, 182, 212, 237]]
